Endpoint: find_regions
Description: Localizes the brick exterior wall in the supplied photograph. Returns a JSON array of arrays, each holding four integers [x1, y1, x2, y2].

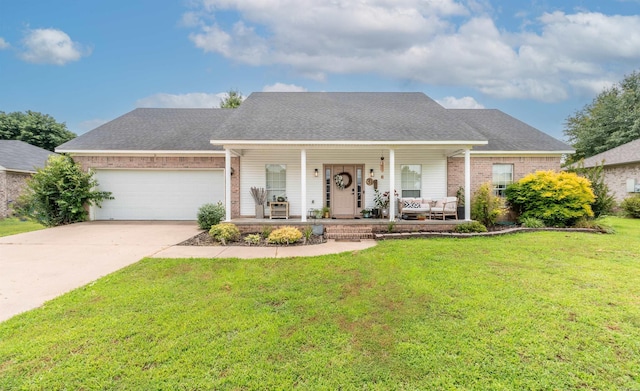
[[72, 155, 241, 218], [602, 163, 640, 202], [0, 171, 32, 218], [447, 156, 563, 196]]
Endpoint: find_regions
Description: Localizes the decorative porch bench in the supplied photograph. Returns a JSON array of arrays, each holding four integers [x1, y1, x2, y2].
[[398, 197, 433, 219]]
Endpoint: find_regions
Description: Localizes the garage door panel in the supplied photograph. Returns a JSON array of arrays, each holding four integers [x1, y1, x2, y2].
[[94, 170, 224, 220]]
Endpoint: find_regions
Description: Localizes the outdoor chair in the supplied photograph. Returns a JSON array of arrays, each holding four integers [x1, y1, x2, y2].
[[430, 197, 458, 220]]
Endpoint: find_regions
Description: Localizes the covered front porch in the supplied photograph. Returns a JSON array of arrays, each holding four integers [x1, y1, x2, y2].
[[221, 144, 478, 224]]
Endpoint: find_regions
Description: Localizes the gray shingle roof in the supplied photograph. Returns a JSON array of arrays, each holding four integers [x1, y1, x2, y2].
[[57, 108, 232, 151], [452, 109, 573, 152], [582, 138, 640, 167], [56, 93, 570, 153], [213, 92, 486, 142], [0, 140, 57, 172]]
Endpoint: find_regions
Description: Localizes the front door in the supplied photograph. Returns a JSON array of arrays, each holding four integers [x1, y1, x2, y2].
[[327, 164, 363, 218]]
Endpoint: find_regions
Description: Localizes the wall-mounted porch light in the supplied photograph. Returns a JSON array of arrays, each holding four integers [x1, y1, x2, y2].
[[314, 168, 319, 177], [370, 168, 374, 177], [380, 156, 384, 173]]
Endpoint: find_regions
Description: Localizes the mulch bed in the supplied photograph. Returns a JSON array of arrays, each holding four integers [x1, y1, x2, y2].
[[178, 231, 327, 247], [179, 225, 604, 246]]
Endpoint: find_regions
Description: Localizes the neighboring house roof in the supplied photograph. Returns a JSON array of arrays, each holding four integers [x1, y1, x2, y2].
[[453, 109, 573, 153], [57, 108, 232, 152], [212, 92, 486, 143], [582, 138, 640, 167], [0, 140, 57, 173]]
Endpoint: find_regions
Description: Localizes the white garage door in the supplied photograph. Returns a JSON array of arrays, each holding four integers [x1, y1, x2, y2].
[[93, 170, 224, 220]]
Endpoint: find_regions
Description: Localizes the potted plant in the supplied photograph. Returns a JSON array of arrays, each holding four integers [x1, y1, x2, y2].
[[456, 186, 465, 219], [321, 206, 331, 219], [309, 210, 324, 235], [360, 208, 371, 218], [374, 189, 397, 218]]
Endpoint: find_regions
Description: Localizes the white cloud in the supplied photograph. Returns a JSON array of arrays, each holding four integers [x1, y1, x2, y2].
[[523, 12, 640, 64], [180, 11, 202, 28], [0, 37, 9, 49], [135, 92, 229, 108], [185, 1, 640, 102], [568, 78, 617, 96], [262, 83, 307, 92], [437, 96, 485, 109], [19, 28, 90, 65]]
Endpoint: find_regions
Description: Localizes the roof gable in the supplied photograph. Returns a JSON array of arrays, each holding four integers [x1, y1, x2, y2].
[[212, 92, 487, 143], [0, 140, 57, 172]]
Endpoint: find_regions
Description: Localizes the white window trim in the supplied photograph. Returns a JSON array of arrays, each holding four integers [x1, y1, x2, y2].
[[401, 164, 422, 198], [266, 164, 287, 203], [492, 164, 513, 197]]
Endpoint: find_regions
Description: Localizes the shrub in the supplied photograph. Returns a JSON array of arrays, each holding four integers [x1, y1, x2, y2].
[[520, 217, 545, 228], [15, 155, 112, 227], [471, 183, 504, 227], [261, 225, 274, 239], [209, 223, 240, 245], [244, 233, 262, 246], [267, 226, 303, 244], [506, 170, 595, 227], [569, 161, 615, 217], [301, 226, 313, 243], [454, 221, 487, 233], [621, 195, 640, 218], [197, 202, 225, 230]]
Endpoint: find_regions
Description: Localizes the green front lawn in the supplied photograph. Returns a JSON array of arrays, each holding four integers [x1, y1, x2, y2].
[[1, 218, 639, 389], [0, 217, 44, 237]]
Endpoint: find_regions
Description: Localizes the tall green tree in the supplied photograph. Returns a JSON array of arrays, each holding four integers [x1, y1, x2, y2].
[[219, 90, 243, 108], [564, 71, 640, 163], [0, 110, 76, 151]]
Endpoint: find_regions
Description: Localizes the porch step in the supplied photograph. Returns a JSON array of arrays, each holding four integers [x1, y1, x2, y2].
[[325, 226, 374, 240]]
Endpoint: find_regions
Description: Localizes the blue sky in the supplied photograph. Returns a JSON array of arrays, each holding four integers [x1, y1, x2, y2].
[[1, 0, 639, 140]]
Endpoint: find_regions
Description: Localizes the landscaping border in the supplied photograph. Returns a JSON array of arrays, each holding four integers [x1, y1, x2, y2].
[[375, 227, 604, 240]]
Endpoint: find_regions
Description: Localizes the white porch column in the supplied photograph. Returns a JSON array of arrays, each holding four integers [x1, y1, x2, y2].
[[389, 148, 396, 221], [464, 148, 471, 221], [301, 149, 307, 222], [225, 148, 232, 222]]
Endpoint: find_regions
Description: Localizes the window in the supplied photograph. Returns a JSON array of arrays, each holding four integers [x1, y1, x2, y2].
[[266, 164, 286, 202], [401, 165, 421, 197], [493, 164, 513, 197]]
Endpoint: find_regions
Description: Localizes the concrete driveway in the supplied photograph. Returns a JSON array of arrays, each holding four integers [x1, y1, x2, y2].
[[0, 221, 200, 322]]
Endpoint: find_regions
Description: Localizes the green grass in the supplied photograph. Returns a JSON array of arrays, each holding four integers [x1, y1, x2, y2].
[[1, 218, 640, 389], [0, 217, 44, 237]]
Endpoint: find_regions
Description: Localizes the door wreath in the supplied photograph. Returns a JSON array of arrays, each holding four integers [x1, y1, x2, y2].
[[334, 172, 353, 190]]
